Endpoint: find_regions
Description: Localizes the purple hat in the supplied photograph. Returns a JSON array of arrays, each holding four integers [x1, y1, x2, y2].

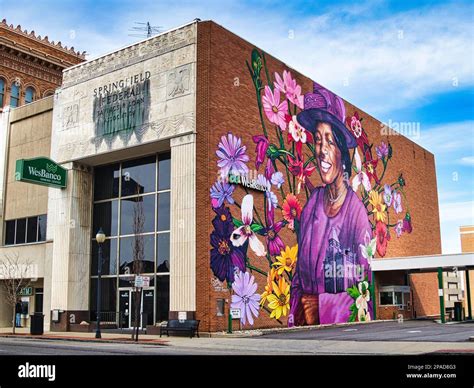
[[297, 82, 356, 148]]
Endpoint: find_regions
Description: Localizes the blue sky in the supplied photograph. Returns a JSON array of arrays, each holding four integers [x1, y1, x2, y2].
[[2, 0, 473, 253]]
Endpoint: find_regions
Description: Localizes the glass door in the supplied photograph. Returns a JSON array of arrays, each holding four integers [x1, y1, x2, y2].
[[119, 289, 130, 329], [121, 288, 154, 329]]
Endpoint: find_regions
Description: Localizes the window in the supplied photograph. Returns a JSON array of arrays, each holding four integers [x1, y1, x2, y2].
[[0, 78, 5, 107], [10, 82, 20, 107], [92, 154, 171, 324], [448, 282, 458, 289], [4, 215, 47, 245], [379, 289, 407, 306], [25, 87, 35, 104], [380, 292, 393, 305]]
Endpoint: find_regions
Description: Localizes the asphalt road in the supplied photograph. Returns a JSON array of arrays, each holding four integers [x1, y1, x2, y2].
[[258, 320, 474, 342]]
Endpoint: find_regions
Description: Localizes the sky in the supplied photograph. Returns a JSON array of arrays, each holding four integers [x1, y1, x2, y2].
[[1, 0, 473, 254]]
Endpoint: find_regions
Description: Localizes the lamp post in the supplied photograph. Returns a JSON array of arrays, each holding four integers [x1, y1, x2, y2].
[[95, 228, 106, 339]]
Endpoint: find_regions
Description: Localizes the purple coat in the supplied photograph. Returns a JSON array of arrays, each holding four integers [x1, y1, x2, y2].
[[289, 186, 372, 325]]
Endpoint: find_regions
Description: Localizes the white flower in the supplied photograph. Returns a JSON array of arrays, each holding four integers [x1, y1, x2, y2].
[[352, 150, 371, 193], [271, 171, 284, 188], [356, 281, 371, 322], [230, 194, 266, 257], [359, 230, 377, 266]]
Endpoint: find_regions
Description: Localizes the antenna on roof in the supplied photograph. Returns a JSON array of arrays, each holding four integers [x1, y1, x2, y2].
[[128, 22, 163, 39]]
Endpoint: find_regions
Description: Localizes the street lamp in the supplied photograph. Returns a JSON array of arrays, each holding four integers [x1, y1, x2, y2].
[[95, 227, 106, 339]]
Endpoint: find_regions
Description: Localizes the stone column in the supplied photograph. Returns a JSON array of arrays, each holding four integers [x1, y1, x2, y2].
[[48, 162, 93, 331], [169, 133, 196, 319]]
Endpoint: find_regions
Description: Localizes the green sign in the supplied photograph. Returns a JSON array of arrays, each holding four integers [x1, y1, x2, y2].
[[18, 287, 33, 296], [15, 157, 67, 188]]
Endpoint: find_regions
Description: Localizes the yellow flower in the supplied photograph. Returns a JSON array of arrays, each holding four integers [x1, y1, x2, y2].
[[272, 244, 298, 275], [260, 268, 278, 306], [267, 277, 290, 319], [368, 190, 387, 222]]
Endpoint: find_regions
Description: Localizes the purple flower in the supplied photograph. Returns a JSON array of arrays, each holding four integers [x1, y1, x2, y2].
[[383, 184, 393, 207], [271, 171, 284, 188], [395, 220, 403, 238], [216, 133, 249, 177], [403, 212, 413, 234], [252, 135, 269, 170], [210, 206, 246, 284], [393, 191, 402, 214], [265, 211, 285, 256], [231, 271, 260, 325], [265, 158, 275, 181], [210, 180, 235, 208], [376, 142, 389, 159], [256, 174, 277, 211]]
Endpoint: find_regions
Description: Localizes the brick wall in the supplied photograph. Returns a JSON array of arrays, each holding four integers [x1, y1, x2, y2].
[[196, 21, 442, 332]]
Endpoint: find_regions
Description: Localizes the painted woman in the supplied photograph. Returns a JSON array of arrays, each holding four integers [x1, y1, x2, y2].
[[288, 82, 372, 326]]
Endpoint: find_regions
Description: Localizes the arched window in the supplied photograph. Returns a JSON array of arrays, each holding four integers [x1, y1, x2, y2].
[[0, 78, 5, 107], [43, 90, 54, 98], [25, 87, 35, 104], [10, 83, 20, 107]]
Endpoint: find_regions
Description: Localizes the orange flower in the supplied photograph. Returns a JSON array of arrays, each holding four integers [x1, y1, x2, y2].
[[282, 194, 302, 230]]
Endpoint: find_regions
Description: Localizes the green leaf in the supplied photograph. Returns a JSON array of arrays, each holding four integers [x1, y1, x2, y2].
[[250, 223, 263, 233], [348, 304, 358, 322], [232, 218, 243, 228], [346, 285, 360, 299]]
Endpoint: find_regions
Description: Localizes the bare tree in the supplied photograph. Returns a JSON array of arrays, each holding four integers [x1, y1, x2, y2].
[[132, 186, 145, 341], [0, 253, 33, 334]]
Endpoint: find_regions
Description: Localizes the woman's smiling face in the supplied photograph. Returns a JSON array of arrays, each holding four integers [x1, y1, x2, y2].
[[314, 122, 343, 185]]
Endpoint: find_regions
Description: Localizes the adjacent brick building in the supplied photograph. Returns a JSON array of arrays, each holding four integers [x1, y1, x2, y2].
[[0, 19, 85, 111]]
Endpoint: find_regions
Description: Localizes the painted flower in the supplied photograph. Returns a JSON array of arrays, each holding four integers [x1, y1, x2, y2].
[[260, 268, 278, 307], [346, 111, 370, 158], [363, 157, 380, 185], [403, 212, 413, 234], [273, 244, 298, 275], [271, 171, 284, 188], [393, 191, 402, 214], [265, 158, 275, 181], [267, 276, 290, 319], [383, 184, 393, 207], [252, 135, 269, 170], [356, 281, 371, 322], [282, 193, 302, 230], [351, 149, 371, 193], [230, 194, 266, 257], [210, 207, 246, 283], [369, 190, 387, 223], [395, 219, 403, 238], [287, 154, 316, 194], [210, 180, 235, 208], [375, 142, 389, 160], [265, 210, 285, 256], [288, 115, 313, 156], [216, 133, 249, 177], [374, 221, 389, 257], [256, 174, 278, 211], [274, 70, 304, 109], [231, 271, 260, 325], [359, 230, 377, 265], [262, 85, 288, 131]]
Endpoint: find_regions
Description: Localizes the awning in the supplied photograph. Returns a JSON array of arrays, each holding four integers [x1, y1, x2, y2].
[[371, 253, 474, 272]]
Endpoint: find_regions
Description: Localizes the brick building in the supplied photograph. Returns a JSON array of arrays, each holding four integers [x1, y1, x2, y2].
[[0, 19, 450, 333], [460, 225, 474, 318], [0, 19, 85, 111]]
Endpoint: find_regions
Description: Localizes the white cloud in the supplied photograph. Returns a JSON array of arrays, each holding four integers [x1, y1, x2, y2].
[[460, 156, 474, 166]]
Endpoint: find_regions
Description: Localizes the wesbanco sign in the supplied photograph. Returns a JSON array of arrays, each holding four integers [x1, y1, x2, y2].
[[15, 157, 67, 189]]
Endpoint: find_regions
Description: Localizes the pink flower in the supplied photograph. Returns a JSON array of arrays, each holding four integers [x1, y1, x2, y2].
[[287, 116, 313, 157], [262, 85, 288, 131], [274, 71, 304, 109], [287, 154, 316, 194], [393, 191, 402, 214], [252, 135, 269, 170]]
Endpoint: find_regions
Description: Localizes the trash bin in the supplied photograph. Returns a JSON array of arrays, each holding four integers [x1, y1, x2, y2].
[[454, 302, 463, 322], [30, 313, 44, 335]]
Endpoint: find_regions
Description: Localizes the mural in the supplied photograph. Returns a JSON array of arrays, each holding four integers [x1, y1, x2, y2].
[[209, 49, 413, 327]]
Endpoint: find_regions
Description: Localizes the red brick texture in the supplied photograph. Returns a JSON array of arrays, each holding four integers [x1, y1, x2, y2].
[[195, 21, 442, 332]]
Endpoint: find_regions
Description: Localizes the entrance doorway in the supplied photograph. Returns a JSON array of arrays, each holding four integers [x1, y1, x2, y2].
[[119, 288, 154, 329]]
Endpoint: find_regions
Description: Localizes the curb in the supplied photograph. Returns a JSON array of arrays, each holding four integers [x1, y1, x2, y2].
[[209, 319, 399, 338], [0, 334, 169, 346]]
